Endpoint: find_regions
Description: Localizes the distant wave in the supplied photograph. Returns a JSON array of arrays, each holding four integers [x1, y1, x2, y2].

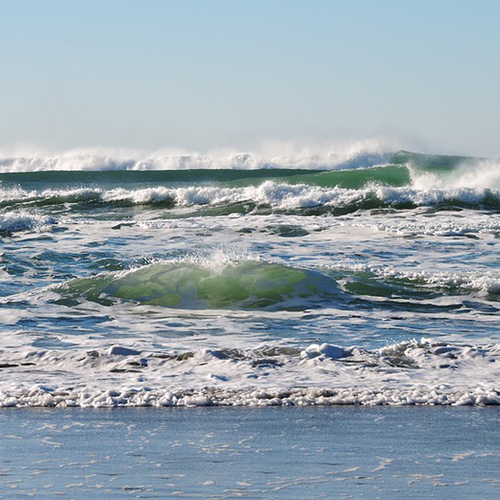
[[2, 149, 500, 216], [0, 141, 393, 172], [2, 181, 500, 214]]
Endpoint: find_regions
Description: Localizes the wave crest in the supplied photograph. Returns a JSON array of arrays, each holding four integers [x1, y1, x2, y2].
[[0, 141, 393, 172], [58, 260, 340, 310], [0, 210, 57, 234], [3, 181, 500, 213]]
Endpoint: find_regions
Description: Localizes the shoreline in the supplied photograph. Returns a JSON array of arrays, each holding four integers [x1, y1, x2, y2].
[[2, 385, 499, 408], [2, 406, 500, 498]]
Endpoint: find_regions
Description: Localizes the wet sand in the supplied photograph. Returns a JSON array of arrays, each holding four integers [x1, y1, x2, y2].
[[1, 406, 500, 498]]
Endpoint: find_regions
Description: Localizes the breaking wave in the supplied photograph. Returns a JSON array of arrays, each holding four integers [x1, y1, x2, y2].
[[57, 260, 341, 310], [2, 180, 500, 214], [1, 150, 500, 215], [0, 141, 392, 172], [45, 257, 500, 317], [0, 210, 57, 234], [1, 339, 500, 407]]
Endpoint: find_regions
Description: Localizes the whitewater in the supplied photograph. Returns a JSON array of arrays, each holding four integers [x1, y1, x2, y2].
[[2, 149, 500, 407]]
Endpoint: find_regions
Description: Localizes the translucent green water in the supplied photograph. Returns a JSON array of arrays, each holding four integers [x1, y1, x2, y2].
[[61, 261, 340, 310]]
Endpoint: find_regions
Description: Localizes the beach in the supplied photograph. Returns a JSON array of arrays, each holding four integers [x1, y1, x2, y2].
[[2, 1, 500, 497], [2, 406, 500, 498]]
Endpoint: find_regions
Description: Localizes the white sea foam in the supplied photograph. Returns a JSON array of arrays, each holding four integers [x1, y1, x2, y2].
[[332, 261, 500, 296], [2, 181, 500, 211], [0, 139, 393, 172], [0, 211, 57, 233], [0, 339, 499, 407], [411, 159, 500, 191], [373, 218, 500, 237]]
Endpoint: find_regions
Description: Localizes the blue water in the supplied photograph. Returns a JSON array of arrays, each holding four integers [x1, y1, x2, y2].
[[2, 406, 500, 498]]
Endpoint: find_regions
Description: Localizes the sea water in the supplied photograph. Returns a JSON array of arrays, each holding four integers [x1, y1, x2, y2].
[[2, 406, 500, 498], [1, 150, 500, 407]]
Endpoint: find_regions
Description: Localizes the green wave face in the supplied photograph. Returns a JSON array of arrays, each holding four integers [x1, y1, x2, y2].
[[60, 261, 340, 310], [390, 150, 472, 169], [221, 165, 411, 189], [226, 151, 478, 189], [289, 165, 411, 189]]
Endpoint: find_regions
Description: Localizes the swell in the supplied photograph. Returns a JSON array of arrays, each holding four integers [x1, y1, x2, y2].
[[40, 259, 500, 316], [56, 260, 342, 310], [0, 168, 315, 188], [0, 158, 458, 190], [329, 265, 500, 302]]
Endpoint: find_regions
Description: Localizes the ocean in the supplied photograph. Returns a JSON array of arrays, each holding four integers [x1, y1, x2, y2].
[[1, 149, 500, 408]]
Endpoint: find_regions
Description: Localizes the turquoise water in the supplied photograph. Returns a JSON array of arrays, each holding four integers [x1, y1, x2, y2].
[[1, 151, 500, 406]]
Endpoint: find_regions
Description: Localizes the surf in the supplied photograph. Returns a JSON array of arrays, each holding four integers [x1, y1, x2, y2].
[[57, 260, 342, 310]]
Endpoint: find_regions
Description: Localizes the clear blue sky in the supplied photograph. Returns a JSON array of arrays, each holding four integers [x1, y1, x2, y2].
[[1, 0, 499, 156]]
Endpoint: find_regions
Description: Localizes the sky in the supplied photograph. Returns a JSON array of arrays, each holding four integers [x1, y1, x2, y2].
[[1, 0, 499, 157]]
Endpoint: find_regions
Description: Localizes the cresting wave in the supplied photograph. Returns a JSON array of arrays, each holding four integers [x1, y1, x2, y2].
[[58, 261, 340, 310], [0, 141, 393, 172], [44, 259, 500, 314], [0, 210, 57, 234], [2, 179, 500, 214], [1, 152, 500, 214], [1, 339, 500, 407]]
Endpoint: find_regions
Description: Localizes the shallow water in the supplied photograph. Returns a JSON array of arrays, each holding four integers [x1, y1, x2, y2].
[[1, 151, 500, 406], [1, 407, 500, 498]]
